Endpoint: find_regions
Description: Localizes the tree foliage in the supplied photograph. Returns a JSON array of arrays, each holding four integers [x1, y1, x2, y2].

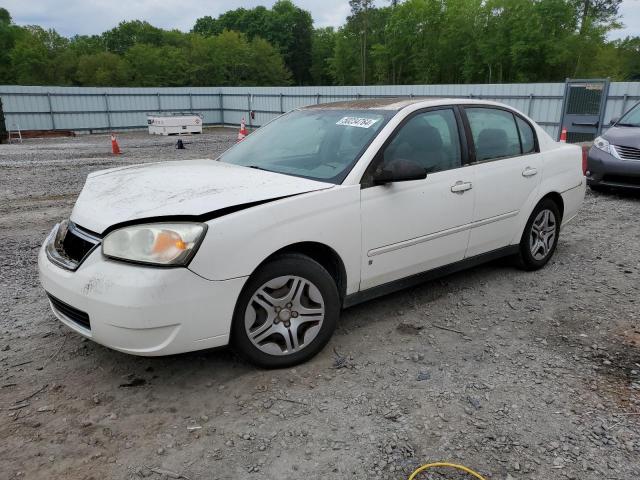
[[325, 0, 636, 85], [0, 1, 637, 88], [192, 0, 312, 85], [0, 15, 292, 87], [310, 27, 337, 85]]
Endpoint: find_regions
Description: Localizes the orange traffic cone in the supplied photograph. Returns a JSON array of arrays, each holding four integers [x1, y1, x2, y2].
[[111, 133, 121, 155], [237, 117, 248, 142], [559, 128, 567, 143]]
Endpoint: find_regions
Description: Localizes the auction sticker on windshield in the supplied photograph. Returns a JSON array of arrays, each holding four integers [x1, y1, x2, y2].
[[336, 117, 380, 128]]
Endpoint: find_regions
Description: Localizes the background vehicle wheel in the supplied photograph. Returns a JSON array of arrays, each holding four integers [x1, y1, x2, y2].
[[516, 198, 561, 271], [231, 253, 340, 368]]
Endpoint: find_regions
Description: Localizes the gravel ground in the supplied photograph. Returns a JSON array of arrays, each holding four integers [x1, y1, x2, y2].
[[0, 130, 639, 480]]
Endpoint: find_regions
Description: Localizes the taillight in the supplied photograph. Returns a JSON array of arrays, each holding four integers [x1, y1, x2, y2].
[[581, 146, 588, 176]]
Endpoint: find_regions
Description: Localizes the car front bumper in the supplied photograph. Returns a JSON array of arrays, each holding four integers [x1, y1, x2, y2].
[[587, 146, 640, 189], [38, 228, 247, 356]]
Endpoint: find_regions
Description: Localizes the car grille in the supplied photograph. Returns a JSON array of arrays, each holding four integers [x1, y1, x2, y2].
[[602, 174, 640, 186], [62, 224, 99, 263], [613, 145, 640, 161], [47, 293, 91, 330], [46, 221, 101, 271]]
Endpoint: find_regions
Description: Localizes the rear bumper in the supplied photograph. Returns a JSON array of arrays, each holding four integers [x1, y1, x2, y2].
[[587, 147, 640, 188], [38, 231, 247, 356]]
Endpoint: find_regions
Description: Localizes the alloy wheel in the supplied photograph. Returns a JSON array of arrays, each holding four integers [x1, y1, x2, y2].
[[244, 276, 325, 356], [529, 209, 557, 261]]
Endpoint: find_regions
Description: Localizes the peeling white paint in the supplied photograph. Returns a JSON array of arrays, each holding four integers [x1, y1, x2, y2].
[[70, 159, 332, 233]]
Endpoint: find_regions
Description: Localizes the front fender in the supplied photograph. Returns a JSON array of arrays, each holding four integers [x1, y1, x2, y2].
[[188, 185, 362, 295]]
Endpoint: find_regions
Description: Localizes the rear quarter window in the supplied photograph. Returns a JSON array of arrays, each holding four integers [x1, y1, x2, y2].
[[516, 116, 536, 154]]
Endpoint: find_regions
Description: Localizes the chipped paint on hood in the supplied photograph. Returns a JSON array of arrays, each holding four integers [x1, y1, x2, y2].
[[70, 159, 333, 234]]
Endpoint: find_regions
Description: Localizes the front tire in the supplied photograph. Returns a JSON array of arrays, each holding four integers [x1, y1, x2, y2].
[[231, 254, 340, 368], [517, 198, 561, 271]]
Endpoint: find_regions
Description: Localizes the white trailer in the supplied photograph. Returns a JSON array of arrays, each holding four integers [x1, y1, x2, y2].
[[147, 113, 203, 135]]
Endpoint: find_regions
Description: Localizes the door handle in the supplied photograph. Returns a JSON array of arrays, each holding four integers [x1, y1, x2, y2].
[[451, 181, 473, 193], [522, 167, 538, 177]]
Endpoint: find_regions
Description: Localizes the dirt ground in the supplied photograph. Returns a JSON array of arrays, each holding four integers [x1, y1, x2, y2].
[[0, 130, 639, 480]]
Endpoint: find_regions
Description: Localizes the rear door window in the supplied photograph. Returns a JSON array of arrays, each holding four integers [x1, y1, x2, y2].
[[466, 108, 521, 161]]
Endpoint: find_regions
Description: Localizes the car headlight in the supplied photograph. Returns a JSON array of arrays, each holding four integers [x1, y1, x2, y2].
[[593, 136, 620, 159], [102, 223, 207, 266]]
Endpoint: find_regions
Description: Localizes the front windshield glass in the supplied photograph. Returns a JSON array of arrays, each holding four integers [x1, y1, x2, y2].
[[618, 103, 640, 126], [219, 109, 392, 183]]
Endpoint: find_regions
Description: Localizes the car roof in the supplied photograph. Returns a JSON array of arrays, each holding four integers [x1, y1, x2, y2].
[[301, 97, 506, 111]]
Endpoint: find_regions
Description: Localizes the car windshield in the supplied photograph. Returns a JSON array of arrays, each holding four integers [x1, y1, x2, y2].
[[617, 103, 640, 126], [219, 109, 392, 183]]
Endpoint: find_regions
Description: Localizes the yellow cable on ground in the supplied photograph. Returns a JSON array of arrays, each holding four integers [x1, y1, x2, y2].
[[408, 462, 488, 480]]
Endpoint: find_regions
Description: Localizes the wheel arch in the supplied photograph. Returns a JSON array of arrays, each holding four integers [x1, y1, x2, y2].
[[539, 191, 564, 221], [253, 242, 348, 302], [512, 190, 565, 245]]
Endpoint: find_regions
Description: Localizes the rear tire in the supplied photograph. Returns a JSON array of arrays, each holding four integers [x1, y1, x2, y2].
[[516, 198, 561, 271], [231, 254, 339, 368]]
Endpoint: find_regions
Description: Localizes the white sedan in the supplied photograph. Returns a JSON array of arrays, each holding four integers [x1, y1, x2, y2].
[[39, 99, 585, 367]]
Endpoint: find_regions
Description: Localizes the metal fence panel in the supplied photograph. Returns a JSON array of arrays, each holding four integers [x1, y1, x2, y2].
[[604, 82, 640, 125], [1, 83, 639, 139]]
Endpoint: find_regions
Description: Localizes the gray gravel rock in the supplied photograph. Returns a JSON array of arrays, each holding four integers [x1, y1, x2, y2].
[[0, 132, 639, 479]]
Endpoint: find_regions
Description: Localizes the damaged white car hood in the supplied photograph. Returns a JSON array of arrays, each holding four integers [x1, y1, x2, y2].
[[70, 159, 333, 234]]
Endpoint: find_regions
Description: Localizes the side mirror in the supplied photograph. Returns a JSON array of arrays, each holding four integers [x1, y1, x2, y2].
[[610, 116, 619, 125], [373, 159, 427, 184]]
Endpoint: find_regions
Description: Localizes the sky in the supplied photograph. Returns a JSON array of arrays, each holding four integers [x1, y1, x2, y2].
[[1, 0, 638, 39]]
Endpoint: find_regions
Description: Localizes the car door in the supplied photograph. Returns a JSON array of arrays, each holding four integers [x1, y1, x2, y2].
[[359, 107, 475, 290], [463, 107, 543, 258]]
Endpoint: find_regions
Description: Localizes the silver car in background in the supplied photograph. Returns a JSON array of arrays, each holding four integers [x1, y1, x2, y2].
[[587, 101, 640, 190]]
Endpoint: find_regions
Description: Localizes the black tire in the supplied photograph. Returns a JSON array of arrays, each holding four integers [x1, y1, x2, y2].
[[516, 198, 561, 271], [231, 253, 340, 368]]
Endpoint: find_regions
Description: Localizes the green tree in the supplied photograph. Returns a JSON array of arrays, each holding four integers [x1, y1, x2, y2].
[[124, 43, 189, 86], [9, 26, 70, 85], [102, 20, 164, 55], [0, 7, 11, 25], [192, 16, 219, 37], [311, 28, 336, 85], [269, 0, 313, 85], [602, 36, 640, 80], [330, 30, 360, 85], [383, 0, 445, 84], [248, 37, 292, 85], [574, 0, 622, 34], [68, 34, 105, 56], [9, 33, 50, 85], [192, 1, 312, 84], [0, 8, 21, 83], [348, 0, 375, 84], [0, 2, 635, 88], [570, 0, 622, 76], [76, 52, 130, 86], [212, 30, 252, 85], [186, 34, 224, 86]]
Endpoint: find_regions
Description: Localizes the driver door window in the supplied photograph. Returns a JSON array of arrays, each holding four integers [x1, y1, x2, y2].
[[381, 109, 462, 174], [360, 107, 474, 290]]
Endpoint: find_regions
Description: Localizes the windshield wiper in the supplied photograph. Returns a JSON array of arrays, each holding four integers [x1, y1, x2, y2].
[[247, 165, 273, 173], [616, 122, 640, 127]]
